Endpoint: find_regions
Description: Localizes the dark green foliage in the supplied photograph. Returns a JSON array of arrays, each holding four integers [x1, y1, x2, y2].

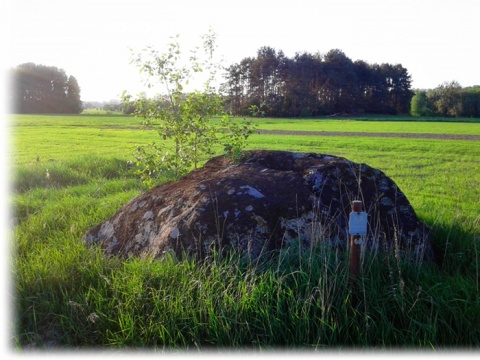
[[222, 47, 414, 117], [11, 63, 83, 114], [65, 75, 83, 114], [413, 82, 480, 118]]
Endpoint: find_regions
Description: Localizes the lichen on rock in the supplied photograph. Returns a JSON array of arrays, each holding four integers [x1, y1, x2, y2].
[[84, 150, 433, 262]]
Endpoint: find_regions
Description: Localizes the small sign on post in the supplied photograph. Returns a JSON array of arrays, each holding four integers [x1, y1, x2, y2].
[[349, 200, 367, 287], [349, 211, 367, 236]]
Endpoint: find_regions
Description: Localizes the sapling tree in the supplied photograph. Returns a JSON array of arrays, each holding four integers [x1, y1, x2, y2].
[[123, 30, 255, 186]]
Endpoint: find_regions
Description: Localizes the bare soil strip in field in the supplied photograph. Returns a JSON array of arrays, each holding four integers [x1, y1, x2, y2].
[[257, 130, 480, 141]]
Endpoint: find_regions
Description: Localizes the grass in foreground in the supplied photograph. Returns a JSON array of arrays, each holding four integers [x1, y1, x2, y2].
[[14, 225, 480, 348], [11, 115, 480, 349]]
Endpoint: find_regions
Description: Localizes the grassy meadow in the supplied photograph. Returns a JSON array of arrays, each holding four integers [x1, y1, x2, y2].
[[10, 114, 480, 349]]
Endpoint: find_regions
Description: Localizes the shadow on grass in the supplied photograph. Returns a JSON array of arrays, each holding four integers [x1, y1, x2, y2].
[[430, 220, 480, 276]]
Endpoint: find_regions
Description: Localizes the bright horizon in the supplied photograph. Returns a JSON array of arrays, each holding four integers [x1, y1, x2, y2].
[[4, 0, 480, 102]]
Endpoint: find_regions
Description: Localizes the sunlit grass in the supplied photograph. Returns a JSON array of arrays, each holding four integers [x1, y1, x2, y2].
[[11, 114, 480, 348], [253, 117, 480, 135]]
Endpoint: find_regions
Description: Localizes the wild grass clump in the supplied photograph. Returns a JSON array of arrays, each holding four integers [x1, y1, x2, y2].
[[14, 214, 480, 349]]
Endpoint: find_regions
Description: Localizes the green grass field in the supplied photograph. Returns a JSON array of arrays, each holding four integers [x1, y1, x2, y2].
[[11, 114, 480, 349], [256, 118, 480, 135]]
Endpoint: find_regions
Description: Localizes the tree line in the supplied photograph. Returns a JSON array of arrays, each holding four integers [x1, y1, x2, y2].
[[11, 56, 479, 118], [11, 63, 83, 114], [221, 47, 413, 117], [411, 81, 480, 118]]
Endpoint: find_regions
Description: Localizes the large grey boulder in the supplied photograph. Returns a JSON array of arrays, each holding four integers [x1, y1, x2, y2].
[[84, 150, 433, 262]]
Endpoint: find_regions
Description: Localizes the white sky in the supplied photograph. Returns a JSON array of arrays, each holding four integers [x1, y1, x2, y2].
[[3, 0, 480, 102]]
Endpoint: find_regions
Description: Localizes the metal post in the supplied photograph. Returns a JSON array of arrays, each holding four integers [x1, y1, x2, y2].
[[349, 200, 365, 288]]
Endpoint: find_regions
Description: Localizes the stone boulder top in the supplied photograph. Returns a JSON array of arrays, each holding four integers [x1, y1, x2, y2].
[[84, 150, 433, 262]]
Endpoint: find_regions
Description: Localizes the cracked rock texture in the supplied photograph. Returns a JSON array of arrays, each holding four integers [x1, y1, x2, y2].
[[84, 150, 433, 262]]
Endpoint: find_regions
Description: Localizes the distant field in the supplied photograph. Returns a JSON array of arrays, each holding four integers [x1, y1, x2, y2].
[[11, 114, 480, 348], [12, 113, 480, 131], [10, 115, 157, 165], [10, 114, 480, 164], [255, 117, 480, 135], [81, 109, 124, 116]]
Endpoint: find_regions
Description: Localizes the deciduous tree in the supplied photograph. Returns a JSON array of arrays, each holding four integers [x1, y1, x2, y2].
[[410, 90, 430, 116], [124, 30, 255, 185], [432, 81, 463, 117], [66, 75, 83, 114]]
